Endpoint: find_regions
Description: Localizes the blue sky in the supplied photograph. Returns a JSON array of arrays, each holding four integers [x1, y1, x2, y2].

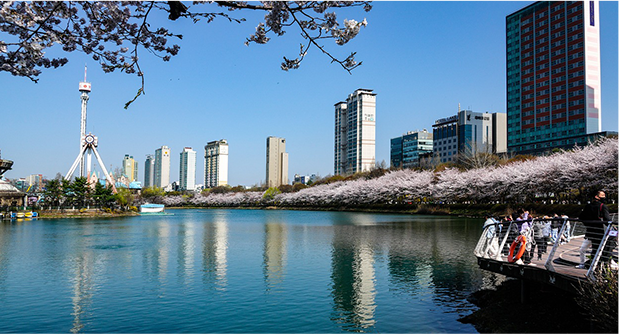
[[1, 1, 617, 187]]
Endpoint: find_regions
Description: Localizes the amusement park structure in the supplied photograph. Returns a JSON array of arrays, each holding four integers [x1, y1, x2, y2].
[[0, 151, 12, 177], [65, 66, 117, 193]]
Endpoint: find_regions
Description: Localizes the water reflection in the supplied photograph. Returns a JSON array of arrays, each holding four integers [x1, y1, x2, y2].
[[384, 219, 489, 313], [202, 211, 228, 290], [177, 217, 196, 285], [142, 221, 171, 285], [0, 211, 487, 333], [263, 217, 287, 290], [330, 226, 377, 332], [69, 226, 96, 334]]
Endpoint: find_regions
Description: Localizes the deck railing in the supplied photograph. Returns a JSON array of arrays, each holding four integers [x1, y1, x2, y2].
[[475, 217, 618, 281]]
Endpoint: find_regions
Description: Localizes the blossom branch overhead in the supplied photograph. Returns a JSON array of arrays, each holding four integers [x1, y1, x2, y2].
[[0, 1, 372, 107]]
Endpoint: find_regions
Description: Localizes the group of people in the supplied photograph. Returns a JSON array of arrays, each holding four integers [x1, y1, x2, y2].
[[481, 190, 617, 269], [483, 210, 570, 264]]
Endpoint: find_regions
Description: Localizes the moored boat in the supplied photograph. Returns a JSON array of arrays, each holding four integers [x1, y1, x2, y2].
[[139, 204, 165, 214]]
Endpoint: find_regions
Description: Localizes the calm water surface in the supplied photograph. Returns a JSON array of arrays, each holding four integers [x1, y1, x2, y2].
[[0, 209, 500, 333]]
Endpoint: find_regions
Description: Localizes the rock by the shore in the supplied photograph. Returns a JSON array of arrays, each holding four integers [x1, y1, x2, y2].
[[459, 278, 592, 333]]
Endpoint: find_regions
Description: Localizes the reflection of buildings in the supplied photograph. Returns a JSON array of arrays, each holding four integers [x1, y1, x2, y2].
[[177, 218, 196, 284], [143, 221, 171, 284], [263, 222, 287, 289], [330, 226, 376, 331], [203, 212, 228, 289]]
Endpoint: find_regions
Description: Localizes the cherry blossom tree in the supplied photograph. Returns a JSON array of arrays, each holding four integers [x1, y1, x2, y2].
[[0, 1, 371, 107], [140, 138, 618, 208]]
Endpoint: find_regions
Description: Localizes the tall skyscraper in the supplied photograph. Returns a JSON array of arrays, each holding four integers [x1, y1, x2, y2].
[[334, 88, 376, 175], [121, 154, 138, 182], [506, 1, 603, 154], [179, 147, 196, 191], [154, 146, 171, 189], [205, 140, 229, 189], [144, 154, 155, 188], [266, 137, 288, 188]]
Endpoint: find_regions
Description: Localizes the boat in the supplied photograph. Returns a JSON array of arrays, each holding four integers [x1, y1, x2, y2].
[[139, 204, 166, 214]]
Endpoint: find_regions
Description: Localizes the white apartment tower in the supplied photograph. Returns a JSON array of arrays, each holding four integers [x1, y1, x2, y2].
[[266, 136, 288, 188], [154, 145, 171, 188], [179, 147, 197, 191], [334, 89, 376, 175], [205, 140, 229, 189]]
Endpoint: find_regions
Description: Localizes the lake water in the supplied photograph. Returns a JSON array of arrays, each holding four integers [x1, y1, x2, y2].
[[0, 209, 500, 333]]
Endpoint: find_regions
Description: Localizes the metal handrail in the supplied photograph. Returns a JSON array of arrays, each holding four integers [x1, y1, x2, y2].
[[476, 217, 618, 281]]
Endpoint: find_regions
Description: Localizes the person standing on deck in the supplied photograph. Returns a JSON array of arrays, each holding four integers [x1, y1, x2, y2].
[[577, 191, 612, 268], [516, 209, 533, 264], [531, 219, 546, 260]]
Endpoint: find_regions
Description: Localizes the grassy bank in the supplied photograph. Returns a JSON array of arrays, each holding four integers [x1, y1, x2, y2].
[[37, 209, 139, 219]]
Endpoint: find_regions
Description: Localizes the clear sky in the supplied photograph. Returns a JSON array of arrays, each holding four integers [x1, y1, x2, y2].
[[1, 1, 617, 187]]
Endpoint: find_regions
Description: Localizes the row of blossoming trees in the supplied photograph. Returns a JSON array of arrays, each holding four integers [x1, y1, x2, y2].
[[159, 138, 617, 208]]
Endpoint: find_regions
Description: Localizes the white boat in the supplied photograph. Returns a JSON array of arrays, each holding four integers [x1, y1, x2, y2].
[[139, 204, 165, 214]]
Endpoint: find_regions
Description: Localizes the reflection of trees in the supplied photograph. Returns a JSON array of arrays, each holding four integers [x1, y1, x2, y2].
[[385, 219, 484, 307], [263, 222, 287, 290], [202, 212, 228, 290], [330, 226, 376, 332]]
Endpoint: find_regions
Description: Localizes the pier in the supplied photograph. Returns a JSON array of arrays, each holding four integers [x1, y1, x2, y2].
[[475, 217, 618, 294]]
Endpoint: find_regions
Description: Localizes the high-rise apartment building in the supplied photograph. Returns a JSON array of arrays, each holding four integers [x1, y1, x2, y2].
[[334, 88, 376, 175], [266, 136, 288, 188], [144, 154, 155, 188], [179, 147, 196, 191], [506, 1, 604, 154], [121, 154, 138, 182], [205, 140, 229, 189], [154, 145, 171, 189], [390, 130, 433, 169]]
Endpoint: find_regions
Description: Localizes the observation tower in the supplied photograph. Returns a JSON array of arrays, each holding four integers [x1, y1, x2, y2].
[[78, 66, 91, 176], [65, 67, 117, 193]]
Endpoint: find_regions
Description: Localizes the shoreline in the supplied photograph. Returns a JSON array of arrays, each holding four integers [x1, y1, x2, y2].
[[36, 209, 139, 219], [166, 202, 612, 218], [12, 202, 618, 220]]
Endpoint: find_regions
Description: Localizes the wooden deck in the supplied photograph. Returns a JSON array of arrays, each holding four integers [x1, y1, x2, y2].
[[476, 235, 606, 293]]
